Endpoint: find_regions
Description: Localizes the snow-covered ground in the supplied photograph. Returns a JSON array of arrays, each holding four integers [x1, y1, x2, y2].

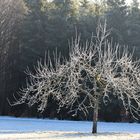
[[0, 116, 140, 140]]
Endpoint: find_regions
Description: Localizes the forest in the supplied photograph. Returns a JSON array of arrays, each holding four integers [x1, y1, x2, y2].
[[0, 0, 140, 122]]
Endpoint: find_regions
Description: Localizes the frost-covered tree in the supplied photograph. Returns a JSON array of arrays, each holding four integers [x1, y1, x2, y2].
[[0, 0, 24, 115], [13, 23, 140, 133]]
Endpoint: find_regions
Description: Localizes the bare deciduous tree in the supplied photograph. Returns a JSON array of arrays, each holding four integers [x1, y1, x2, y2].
[[13, 23, 140, 133]]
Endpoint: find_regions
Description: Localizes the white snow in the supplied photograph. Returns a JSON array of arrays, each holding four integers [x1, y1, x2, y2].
[[0, 116, 139, 140]]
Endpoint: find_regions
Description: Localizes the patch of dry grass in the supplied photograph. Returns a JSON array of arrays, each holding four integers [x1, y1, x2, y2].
[[0, 131, 140, 140]]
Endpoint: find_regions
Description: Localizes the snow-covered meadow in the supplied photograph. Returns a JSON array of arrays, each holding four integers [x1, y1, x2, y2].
[[0, 116, 140, 140]]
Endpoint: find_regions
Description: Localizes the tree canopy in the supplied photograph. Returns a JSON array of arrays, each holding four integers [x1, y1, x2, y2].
[[0, 0, 140, 122]]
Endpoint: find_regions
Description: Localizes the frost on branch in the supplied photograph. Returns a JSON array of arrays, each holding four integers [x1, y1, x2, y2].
[[13, 23, 140, 119]]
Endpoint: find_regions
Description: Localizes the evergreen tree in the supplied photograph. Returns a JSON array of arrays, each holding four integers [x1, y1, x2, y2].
[[127, 0, 140, 56], [20, 0, 48, 70], [106, 0, 128, 43]]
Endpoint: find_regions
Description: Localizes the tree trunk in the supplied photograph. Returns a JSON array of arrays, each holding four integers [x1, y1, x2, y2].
[[92, 102, 98, 134]]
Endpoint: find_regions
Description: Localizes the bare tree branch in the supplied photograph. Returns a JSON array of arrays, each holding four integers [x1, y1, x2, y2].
[[13, 22, 140, 121]]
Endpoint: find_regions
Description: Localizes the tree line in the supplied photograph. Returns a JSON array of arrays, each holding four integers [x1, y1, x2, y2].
[[0, 0, 140, 122]]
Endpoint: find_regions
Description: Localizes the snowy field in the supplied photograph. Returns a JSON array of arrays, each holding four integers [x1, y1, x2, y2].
[[0, 116, 140, 140]]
